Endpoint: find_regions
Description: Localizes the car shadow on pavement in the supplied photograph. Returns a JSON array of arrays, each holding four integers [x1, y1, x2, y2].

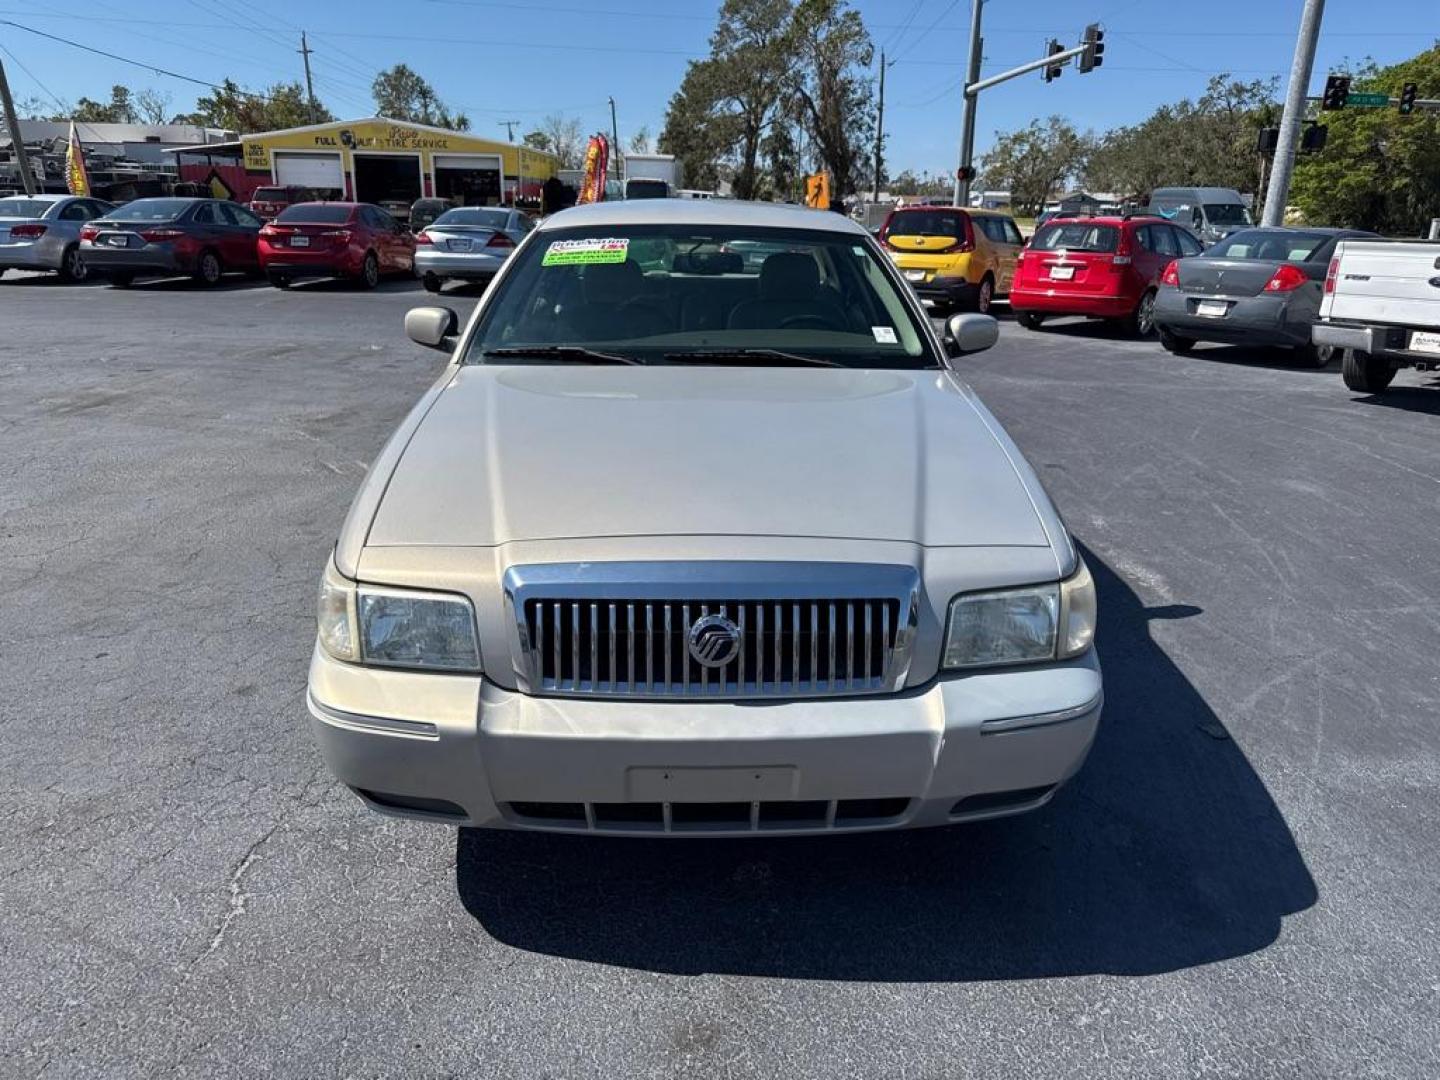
[[109, 275, 271, 292], [286, 276, 424, 294], [1173, 343, 1334, 373], [1348, 381, 1440, 416], [454, 549, 1316, 981]]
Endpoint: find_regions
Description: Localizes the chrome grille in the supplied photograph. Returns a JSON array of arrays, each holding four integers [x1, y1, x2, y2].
[[504, 562, 920, 700]]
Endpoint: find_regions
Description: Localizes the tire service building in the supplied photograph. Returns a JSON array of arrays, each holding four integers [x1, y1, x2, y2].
[[176, 117, 560, 207]]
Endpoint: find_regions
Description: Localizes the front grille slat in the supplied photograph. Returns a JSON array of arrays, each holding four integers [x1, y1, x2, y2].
[[522, 589, 905, 700]]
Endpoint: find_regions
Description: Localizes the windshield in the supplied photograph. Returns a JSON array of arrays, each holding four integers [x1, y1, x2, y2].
[[0, 198, 53, 218], [1204, 203, 1251, 226], [252, 187, 288, 200], [1208, 230, 1330, 262], [882, 210, 965, 240], [462, 223, 934, 368], [433, 208, 510, 229], [1030, 222, 1119, 253], [101, 198, 192, 222], [276, 203, 352, 224]]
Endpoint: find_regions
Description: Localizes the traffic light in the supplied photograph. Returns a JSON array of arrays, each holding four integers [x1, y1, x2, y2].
[[1399, 82, 1418, 115], [1321, 74, 1351, 110], [1256, 127, 1280, 154], [1043, 39, 1064, 83], [1301, 123, 1328, 153], [1079, 24, 1105, 74], [955, 165, 977, 183]]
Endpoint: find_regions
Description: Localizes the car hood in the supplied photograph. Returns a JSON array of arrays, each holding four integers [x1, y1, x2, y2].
[[363, 364, 1053, 549]]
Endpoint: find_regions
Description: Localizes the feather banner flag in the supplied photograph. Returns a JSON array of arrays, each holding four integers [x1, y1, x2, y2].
[[65, 121, 91, 197]]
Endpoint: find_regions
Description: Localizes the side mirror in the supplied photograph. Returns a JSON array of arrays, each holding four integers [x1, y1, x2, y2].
[[405, 306, 460, 352], [943, 313, 999, 361]]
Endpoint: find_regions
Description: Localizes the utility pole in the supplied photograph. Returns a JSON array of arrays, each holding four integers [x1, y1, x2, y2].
[[607, 95, 622, 179], [872, 49, 895, 203], [499, 119, 519, 142], [0, 57, 36, 195], [298, 32, 317, 124], [952, 0, 985, 207], [1262, 0, 1325, 226]]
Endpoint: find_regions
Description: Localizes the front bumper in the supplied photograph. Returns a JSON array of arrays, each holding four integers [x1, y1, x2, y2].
[[306, 644, 1101, 835], [413, 248, 507, 279], [1153, 287, 1314, 346]]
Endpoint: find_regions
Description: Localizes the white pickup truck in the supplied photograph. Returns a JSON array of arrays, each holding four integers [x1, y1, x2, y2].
[[1312, 239, 1440, 394]]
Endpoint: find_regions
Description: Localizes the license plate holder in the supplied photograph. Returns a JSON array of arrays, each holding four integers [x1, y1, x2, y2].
[[1196, 299, 1229, 317], [448, 239, 472, 252], [904, 269, 925, 282], [106, 234, 130, 248], [291, 235, 310, 248], [1409, 330, 1440, 355], [1049, 265, 1075, 280]]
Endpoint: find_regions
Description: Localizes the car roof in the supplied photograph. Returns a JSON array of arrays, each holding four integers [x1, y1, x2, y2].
[[0, 193, 70, 202], [1042, 214, 1165, 226], [1150, 187, 1243, 200], [536, 198, 868, 236]]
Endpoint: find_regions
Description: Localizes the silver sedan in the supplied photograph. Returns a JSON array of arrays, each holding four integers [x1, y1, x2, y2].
[[413, 206, 534, 292], [0, 194, 116, 282]]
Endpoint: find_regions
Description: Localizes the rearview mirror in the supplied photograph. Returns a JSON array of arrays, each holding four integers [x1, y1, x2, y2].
[[404, 306, 460, 352], [943, 313, 999, 361]]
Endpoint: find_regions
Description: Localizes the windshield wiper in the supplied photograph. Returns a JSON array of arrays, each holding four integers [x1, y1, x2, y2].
[[483, 346, 643, 365], [663, 349, 841, 368]]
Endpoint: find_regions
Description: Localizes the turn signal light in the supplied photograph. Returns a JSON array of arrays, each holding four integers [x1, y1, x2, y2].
[[1160, 259, 1181, 287], [486, 233, 516, 249], [1263, 264, 1309, 292], [413, 231, 433, 245], [139, 228, 184, 242], [1323, 256, 1339, 294], [80, 225, 99, 241], [10, 223, 47, 238]]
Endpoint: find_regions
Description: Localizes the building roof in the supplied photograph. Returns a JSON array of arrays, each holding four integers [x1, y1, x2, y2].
[[14, 120, 235, 145], [537, 198, 865, 235]]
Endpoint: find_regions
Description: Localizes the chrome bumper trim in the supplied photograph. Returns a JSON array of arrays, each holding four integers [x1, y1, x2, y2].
[[979, 690, 1103, 734], [306, 693, 439, 740]]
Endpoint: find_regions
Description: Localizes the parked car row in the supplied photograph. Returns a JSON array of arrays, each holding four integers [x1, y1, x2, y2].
[[1, 195, 531, 291]]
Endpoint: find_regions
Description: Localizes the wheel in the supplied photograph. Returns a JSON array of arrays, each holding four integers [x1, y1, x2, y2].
[[358, 251, 380, 289], [108, 272, 134, 288], [1016, 310, 1045, 331], [971, 276, 994, 315], [1294, 341, 1335, 369], [266, 271, 291, 289], [1128, 289, 1158, 337], [1158, 326, 1195, 354], [422, 272, 442, 293], [1340, 349, 1397, 394], [58, 244, 87, 283], [194, 249, 223, 286]]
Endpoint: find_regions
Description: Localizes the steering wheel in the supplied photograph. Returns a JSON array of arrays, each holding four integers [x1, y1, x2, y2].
[[778, 314, 843, 332]]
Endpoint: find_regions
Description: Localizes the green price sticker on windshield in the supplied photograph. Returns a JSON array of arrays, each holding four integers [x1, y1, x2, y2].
[[542, 238, 630, 266]]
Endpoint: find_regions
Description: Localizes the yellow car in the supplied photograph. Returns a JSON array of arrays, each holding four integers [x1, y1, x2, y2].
[[879, 206, 1024, 315]]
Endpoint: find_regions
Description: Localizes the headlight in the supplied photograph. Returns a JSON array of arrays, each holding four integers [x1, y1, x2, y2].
[[315, 562, 480, 672], [942, 559, 1096, 670]]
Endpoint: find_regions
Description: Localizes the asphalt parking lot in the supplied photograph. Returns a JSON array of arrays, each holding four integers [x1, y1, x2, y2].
[[4, 269, 1439, 1079]]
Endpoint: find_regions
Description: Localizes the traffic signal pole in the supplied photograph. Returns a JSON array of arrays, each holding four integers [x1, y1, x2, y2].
[[952, 2, 1100, 208], [1262, 0, 1325, 227]]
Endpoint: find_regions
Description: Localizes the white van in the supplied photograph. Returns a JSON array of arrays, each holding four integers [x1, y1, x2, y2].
[[1146, 187, 1251, 246]]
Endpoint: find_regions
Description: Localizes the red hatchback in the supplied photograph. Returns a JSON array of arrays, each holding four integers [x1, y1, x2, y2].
[[1010, 215, 1203, 336], [258, 202, 415, 289]]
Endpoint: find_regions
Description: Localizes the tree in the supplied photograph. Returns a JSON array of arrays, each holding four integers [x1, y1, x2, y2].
[[136, 89, 172, 125], [787, 0, 874, 203], [71, 86, 137, 124], [979, 117, 1092, 214], [371, 64, 469, 130], [1084, 75, 1278, 198], [174, 80, 332, 133], [1291, 45, 1440, 234], [524, 114, 584, 168], [629, 125, 652, 154]]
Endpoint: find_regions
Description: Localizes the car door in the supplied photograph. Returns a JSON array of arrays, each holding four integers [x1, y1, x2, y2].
[[188, 201, 223, 257], [998, 217, 1025, 292], [1142, 224, 1177, 285], [213, 201, 256, 268], [359, 207, 391, 269], [1172, 226, 1203, 259], [223, 203, 265, 268]]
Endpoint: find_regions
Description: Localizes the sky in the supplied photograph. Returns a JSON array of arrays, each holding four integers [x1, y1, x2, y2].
[[1, 0, 1437, 179]]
